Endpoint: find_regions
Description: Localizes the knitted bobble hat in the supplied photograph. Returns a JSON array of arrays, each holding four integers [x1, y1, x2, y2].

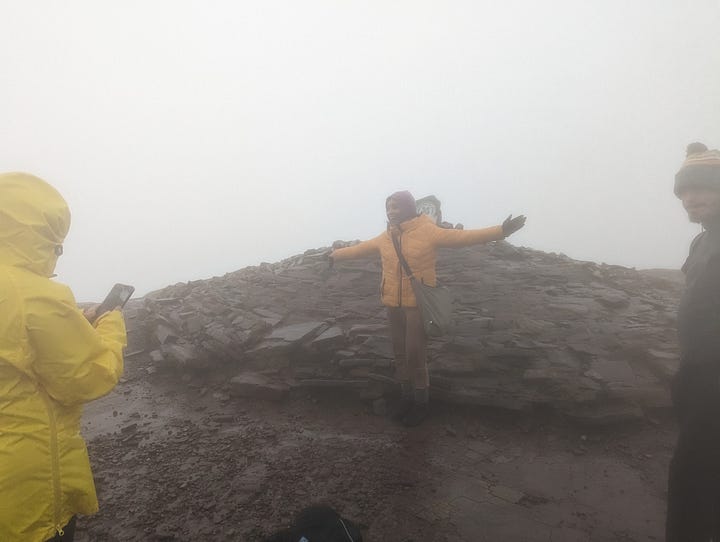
[[674, 142, 720, 197]]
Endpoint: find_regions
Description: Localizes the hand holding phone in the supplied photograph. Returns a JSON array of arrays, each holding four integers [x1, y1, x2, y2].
[[92, 283, 135, 322]]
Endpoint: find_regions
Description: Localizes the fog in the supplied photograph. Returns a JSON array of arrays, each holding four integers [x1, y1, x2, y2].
[[2, 1, 719, 301]]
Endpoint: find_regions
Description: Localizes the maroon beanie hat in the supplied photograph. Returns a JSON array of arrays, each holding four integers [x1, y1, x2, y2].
[[386, 191, 417, 221]]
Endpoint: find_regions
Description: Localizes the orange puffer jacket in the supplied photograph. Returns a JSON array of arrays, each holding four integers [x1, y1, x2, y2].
[[332, 214, 504, 307]]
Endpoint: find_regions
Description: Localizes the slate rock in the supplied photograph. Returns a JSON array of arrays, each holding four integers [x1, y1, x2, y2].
[[252, 308, 285, 327], [311, 327, 346, 349], [586, 359, 635, 384], [349, 324, 388, 337], [356, 335, 394, 359], [372, 398, 387, 416], [595, 290, 630, 309], [154, 324, 179, 345], [161, 342, 205, 369], [268, 322, 325, 343], [138, 238, 682, 423], [564, 403, 645, 425], [229, 373, 289, 401]]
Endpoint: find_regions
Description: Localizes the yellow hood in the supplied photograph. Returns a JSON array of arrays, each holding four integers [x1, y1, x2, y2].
[[0, 172, 71, 277]]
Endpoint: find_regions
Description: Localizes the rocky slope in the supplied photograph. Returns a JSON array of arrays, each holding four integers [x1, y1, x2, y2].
[[130, 241, 683, 423]]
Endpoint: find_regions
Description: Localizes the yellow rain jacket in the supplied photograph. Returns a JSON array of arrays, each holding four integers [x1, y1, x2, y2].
[[332, 214, 504, 307], [0, 173, 127, 542]]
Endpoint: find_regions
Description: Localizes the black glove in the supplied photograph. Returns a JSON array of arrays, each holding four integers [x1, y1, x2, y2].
[[502, 214, 526, 237]]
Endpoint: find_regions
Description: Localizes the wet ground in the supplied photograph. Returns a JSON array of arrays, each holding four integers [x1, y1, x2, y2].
[[75, 352, 674, 542]]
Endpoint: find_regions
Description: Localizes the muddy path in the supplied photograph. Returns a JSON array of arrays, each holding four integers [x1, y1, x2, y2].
[[75, 348, 674, 542]]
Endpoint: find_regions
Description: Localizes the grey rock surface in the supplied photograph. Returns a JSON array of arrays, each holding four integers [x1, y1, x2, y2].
[[135, 241, 683, 423], [229, 373, 289, 401]]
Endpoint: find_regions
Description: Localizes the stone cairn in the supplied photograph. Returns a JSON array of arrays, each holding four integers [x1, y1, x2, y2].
[[127, 237, 683, 424]]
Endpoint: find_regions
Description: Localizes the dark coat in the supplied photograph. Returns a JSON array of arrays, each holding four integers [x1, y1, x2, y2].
[[677, 225, 720, 365]]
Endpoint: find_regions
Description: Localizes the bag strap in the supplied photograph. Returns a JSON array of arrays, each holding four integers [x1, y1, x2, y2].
[[391, 233, 415, 280], [682, 231, 707, 274]]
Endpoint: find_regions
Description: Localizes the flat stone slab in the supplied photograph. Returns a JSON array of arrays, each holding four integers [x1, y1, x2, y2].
[[229, 373, 289, 401], [348, 324, 388, 336], [183, 315, 207, 334], [295, 379, 369, 388], [563, 403, 645, 425], [155, 324, 179, 345], [594, 290, 630, 309], [252, 308, 285, 327], [268, 322, 325, 343], [547, 301, 593, 316], [356, 336, 394, 359], [161, 342, 204, 368], [337, 358, 376, 368], [311, 327, 345, 348], [645, 349, 679, 379], [587, 360, 635, 384], [431, 385, 534, 412], [523, 367, 578, 382]]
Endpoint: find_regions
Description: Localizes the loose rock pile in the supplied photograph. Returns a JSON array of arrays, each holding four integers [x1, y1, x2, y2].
[[134, 241, 683, 423]]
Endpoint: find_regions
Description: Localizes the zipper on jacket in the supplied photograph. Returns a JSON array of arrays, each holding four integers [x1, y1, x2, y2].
[[397, 234, 403, 307], [40, 391, 63, 536]]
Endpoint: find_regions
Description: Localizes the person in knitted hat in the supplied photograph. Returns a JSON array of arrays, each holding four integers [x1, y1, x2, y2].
[[673, 142, 720, 225], [330, 191, 525, 427], [666, 143, 720, 541]]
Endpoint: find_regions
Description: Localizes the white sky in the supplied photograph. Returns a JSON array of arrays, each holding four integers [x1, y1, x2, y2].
[[2, 1, 719, 301]]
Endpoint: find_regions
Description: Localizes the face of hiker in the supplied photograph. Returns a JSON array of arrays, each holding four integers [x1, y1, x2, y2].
[[386, 196, 415, 225], [680, 186, 720, 225]]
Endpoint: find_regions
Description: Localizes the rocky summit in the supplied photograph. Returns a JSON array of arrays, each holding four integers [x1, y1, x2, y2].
[[131, 240, 683, 424]]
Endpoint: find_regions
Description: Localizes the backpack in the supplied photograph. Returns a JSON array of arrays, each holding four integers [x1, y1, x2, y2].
[[265, 505, 363, 542]]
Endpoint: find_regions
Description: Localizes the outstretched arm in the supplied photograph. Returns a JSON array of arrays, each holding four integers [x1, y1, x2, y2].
[[431, 224, 505, 248], [431, 214, 526, 248], [331, 234, 382, 261]]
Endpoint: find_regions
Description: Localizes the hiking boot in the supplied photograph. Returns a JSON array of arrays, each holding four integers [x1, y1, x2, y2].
[[389, 397, 414, 422], [402, 388, 430, 427], [401, 402, 429, 427], [389, 381, 414, 422]]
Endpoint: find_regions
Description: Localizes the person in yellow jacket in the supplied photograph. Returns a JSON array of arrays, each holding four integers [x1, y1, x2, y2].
[[0, 173, 127, 542], [331, 191, 525, 426]]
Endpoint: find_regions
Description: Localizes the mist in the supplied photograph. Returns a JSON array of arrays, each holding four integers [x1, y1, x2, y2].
[[1, 1, 718, 301]]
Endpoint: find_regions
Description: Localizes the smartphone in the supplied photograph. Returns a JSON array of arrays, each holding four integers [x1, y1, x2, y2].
[[94, 283, 135, 320]]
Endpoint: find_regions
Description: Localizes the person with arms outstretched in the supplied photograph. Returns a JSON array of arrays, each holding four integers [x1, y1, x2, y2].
[[331, 190, 525, 427]]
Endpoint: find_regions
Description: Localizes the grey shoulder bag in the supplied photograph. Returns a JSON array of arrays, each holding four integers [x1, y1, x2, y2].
[[391, 234, 453, 337]]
